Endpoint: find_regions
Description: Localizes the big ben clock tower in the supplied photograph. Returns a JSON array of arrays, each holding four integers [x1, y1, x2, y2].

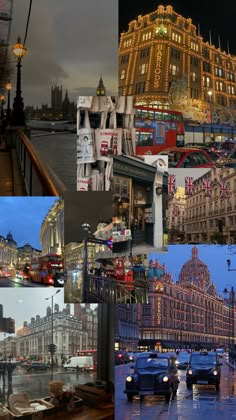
[[96, 76, 106, 96]]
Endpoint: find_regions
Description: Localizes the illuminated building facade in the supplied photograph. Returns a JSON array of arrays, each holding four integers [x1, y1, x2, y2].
[[64, 242, 96, 271], [40, 198, 64, 256], [167, 187, 186, 243], [138, 247, 236, 350], [115, 304, 139, 352], [17, 243, 41, 269], [119, 4, 236, 140], [0, 231, 17, 268], [185, 168, 236, 243]]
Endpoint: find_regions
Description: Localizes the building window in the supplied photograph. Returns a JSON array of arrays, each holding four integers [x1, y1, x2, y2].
[[203, 62, 211, 73], [140, 47, 149, 58], [135, 82, 146, 94], [171, 48, 181, 60], [172, 32, 181, 43], [203, 48, 210, 59], [215, 67, 224, 77], [123, 39, 132, 48], [138, 63, 148, 74], [121, 55, 129, 64], [190, 41, 199, 52], [120, 69, 125, 80], [191, 56, 199, 67], [192, 72, 197, 82], [142, 31, 152, 41], [170, 64, 179, 75]]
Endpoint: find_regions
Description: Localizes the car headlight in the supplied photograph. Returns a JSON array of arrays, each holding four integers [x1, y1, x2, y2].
[[126, 376, 133, 383], [162, 376, 169, 382], [212, 369, 218, 376], [188, 369, 193, 375], [175, 361, 179, 365]]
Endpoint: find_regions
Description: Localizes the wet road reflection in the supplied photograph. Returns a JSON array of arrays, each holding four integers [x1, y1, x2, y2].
[[116, 360, 236, 419]]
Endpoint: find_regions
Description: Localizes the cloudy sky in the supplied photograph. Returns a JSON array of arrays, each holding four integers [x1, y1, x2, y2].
[[0, 289, 97, 331], [149, 244, 236, 295], [0, 197, 56, 249], [10, 0, 118, 107], [64, 192, 112, 243], [169, 168, 210, 187]]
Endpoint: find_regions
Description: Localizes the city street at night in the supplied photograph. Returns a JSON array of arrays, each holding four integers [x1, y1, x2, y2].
[[115, 360, 236, 419], [0, 276, 54, 287], [0, 367, 96, 405]]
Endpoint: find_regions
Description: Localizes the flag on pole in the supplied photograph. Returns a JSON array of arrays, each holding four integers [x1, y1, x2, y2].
[[168, 174, 176, 195], [185, 176, 194, 196], [202, 178, 212, 197], [219, 180, 227, 199]]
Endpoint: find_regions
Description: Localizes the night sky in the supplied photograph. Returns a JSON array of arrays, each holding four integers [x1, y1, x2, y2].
[[119, 1, 236, 54], [10, 0, 118, 106], [0, 197, 56, 250], [149, 244, 236, 296], [64, 192, 112, 244]]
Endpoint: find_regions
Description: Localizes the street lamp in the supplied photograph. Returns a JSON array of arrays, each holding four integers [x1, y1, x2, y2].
[[223, 284, 235, 360], [6, 80, 13, 123], [45, 289, 61, 372], [208, 90, 213, 141], [82, 222, 91, 302], [11, 36, 27, 126]]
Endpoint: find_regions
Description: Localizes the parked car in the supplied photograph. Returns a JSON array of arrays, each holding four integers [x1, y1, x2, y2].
[[175, 352, 191, 370], [115, 350, 130, 365], [23, 362, 50, 372], [186, 351, 222, 390], [124, 352, 179, 401], [158, 147, 215, 168]]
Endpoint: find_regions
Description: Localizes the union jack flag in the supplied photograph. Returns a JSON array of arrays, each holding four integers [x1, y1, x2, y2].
[[219, 179, 227, 199], [185, 176, 195, 196], [173, 206, 179, 217], [168, 174, 176, 195], [202, 178, 212, 197]]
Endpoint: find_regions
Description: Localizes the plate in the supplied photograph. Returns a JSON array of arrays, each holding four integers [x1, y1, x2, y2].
[[139, 391, 154, 395], [196, 380, 208, 384]]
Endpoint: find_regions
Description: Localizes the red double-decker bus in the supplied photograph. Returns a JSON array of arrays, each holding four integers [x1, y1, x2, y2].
[[29, 253, 64, 286], [135, 106, 185, 155]]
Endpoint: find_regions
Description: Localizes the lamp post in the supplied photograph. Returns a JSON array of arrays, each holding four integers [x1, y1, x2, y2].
[[6, 80, 12, 123], [0, 95, 6, 120], [208, 90, 213, 141], [11, 36, 27, 126], [45, 289, 61, 372], [223, 284, 235, 360], [82, 222, 91, 302]]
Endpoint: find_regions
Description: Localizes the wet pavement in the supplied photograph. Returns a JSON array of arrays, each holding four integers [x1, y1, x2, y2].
[[0, 276, 54, 287], [115, 359, 236, 419], [0, 367, 96, 405], [30, 131, 77, 190]]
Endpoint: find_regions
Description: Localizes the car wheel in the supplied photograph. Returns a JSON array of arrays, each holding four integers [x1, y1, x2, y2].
[[127, 394, 133, 402], [215, 383, 220, 391]]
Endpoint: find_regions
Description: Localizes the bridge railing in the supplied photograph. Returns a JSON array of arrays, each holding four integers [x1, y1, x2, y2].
[[11, 128, 67, 196], [86, 275, 149, 303]]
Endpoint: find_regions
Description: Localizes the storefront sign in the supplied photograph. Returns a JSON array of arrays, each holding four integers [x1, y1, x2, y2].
[[113, 161, 155, 182], [157, 296, 161, 324], [154, 46, 163, 88]]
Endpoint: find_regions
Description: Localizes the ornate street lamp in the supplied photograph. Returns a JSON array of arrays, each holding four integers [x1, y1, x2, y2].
[[6, 80, 13, 123], [11, 36, 27, 126], [82, 222, 91, 302]]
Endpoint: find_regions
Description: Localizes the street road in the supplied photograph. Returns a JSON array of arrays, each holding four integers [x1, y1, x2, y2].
[[31, 131, 77, 190], [0, 276, 54, 287], [116, 360, 236, 419], [0, 367, 96, 405]]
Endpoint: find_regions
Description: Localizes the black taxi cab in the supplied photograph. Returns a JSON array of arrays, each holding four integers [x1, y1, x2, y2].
[[124, 352, 179, 401], [186, 351, 222, 390]]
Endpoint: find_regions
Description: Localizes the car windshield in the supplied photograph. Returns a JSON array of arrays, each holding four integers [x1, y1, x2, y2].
[[177, 353, 190, 361], [159, 151, 184, 168], [136, 357, 169, 369], [190, 355, 216, 365]]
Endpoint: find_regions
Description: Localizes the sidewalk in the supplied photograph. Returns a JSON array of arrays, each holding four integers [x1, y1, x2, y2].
[[224, 359, 236, 369], [0, 139, 26, 195]]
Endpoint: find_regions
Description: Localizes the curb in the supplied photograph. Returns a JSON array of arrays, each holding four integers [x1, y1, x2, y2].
[[224, 360, 236, 369]]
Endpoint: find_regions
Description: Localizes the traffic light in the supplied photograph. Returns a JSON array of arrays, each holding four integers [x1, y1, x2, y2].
[[48, 344, 57, 354]]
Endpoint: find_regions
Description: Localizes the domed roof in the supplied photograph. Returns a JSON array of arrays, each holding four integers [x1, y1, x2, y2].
[[179, 246, 210, 290]]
